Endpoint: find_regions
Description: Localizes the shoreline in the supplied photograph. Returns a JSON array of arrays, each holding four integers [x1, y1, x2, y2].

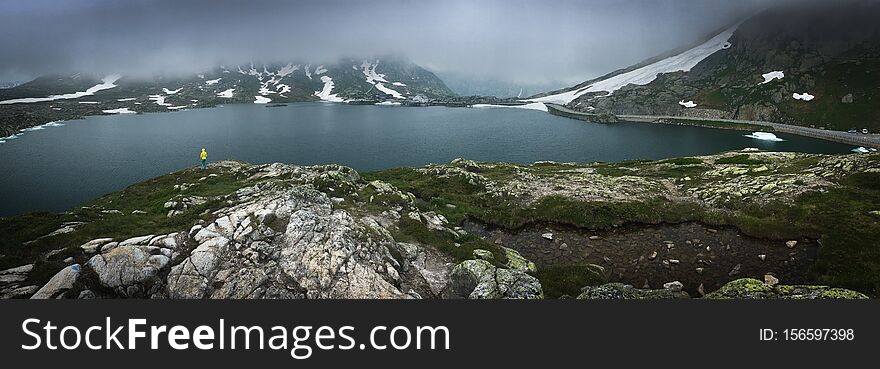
[[543, 103, 880, 148]]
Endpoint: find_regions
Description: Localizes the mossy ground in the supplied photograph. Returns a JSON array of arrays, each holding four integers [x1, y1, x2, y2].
[[366, 155, 880, 297], [0, 165, 250, 285]]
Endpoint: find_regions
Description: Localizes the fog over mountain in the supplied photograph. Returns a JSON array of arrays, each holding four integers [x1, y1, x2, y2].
[[1, 0, 803, 92]]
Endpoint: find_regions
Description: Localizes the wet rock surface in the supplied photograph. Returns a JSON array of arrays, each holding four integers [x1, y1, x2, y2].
[[465, 220, 818, 296]]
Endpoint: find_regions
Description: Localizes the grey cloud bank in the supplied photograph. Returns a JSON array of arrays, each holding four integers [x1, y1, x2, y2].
[[0, 0, 794, 86]]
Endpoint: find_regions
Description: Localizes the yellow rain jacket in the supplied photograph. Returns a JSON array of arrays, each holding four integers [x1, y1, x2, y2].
[[200, 149, 207, 160]]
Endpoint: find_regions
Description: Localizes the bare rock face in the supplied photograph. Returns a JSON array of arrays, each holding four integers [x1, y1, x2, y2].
[[443, 259, 543, 299], [30, 264, 80, 299]]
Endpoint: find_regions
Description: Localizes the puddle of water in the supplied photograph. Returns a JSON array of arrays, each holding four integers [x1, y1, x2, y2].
[[464, 220, 818, 295]]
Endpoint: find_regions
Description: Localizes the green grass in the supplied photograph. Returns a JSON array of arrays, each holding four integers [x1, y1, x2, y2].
[[0, 165, 250, 285], [537, 264, 607, 299], [715, 154, 765, 165]]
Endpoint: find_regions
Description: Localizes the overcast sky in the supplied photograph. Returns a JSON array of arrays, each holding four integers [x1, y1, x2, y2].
[[0, 0, 789, 85]]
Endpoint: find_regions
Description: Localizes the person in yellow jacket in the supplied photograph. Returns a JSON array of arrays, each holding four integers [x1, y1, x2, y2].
[[200, 148, 207, 171]]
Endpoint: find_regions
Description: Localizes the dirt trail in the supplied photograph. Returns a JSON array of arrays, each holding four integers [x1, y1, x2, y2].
[[464, 220, 818, 296]]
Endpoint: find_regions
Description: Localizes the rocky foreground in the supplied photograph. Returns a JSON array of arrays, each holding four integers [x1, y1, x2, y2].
[[1, 150, 878, 299]]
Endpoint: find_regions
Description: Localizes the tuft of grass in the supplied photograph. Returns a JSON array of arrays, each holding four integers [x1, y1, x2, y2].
[[716, 154, 765, 165], [536, 264, 607, 299]]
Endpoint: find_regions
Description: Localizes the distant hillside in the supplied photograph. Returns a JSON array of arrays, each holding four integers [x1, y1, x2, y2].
[[530, 0, 880, 132], [0, 56, 454, 137]]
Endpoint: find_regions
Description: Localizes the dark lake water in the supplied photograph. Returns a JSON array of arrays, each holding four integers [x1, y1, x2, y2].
[[0, 102, 855, 216]]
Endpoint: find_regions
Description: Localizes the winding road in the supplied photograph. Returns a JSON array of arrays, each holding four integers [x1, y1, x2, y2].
[[544, 103, 880, 148]]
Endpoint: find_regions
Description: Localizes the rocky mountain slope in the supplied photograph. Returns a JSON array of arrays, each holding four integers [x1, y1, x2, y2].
[[530, 0, 880, 132], [0, 56, 454, 137], [2, 151, 877, 299]]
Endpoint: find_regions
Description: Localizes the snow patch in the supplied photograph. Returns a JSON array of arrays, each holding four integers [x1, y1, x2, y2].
[[148, 95, 171, 106], [792, 92, 815, 101], [0, 75, 121, 105], [117, 98, 137, 102], [375, 101, 402, 106], [254, 96, 271, 104], [315, 65, 327, 75], [362, 60, 388, 84], [678, 100, 697, 108], [162, 87, 183, 95], [103, 107, 136, 114], [375, 83, 404, 99], [760, 71, 784, 84], [77, 101, 100, 104], [167, 105, 189, 110], [314, 76, 343, 102], [471, 102, 548, 112], [392, 82, 407, 87], [529, 23, 740, 104], [205, 78, 221, 85], [744, 131, 784, 141], [217, 89, 235, 98]]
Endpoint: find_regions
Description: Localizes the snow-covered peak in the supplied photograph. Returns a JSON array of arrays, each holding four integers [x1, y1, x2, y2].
[[529, 23, 741, 104]]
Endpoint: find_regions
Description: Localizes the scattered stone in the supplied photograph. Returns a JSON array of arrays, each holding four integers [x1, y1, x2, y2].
[[648, 251, 658, 260], [841, 93, 853, 104], [697, 283, 706, 296], [472, 249, 494, 261], [758, 254, 766, 261], [541, 233, 553, 240], [668, 259, 680, 264], [695, 267, 704, 274], [589, 235, 601, 240], [786, 240, 798, 249], [559, 243, 569, 251], [663, 281, 684, 292], [764, 274, 779, 286], [728, 263, 742, 277], [80, 238, 113, 253]]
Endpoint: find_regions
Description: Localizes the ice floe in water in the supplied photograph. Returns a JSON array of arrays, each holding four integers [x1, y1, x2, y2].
[[678, 100, 697, 108], [0, 75, 121, 105], [760, 71, 784, 84], [217, 89, 235, 98], [851, 147, 876, 154], [792, 92, 815, 101], [744, 131, 784, 141], [102, 107, 136, 114], [254, 96, 271, 104], [471, 102, 548, 112]]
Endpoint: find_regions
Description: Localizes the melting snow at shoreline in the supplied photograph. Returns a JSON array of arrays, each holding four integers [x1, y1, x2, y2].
[[314, 76, 344, 102], [0, 75, 121, 105], [254, 96, 271, 104], [528, 23, 741, 104], [471, 102, 548, 112], [744, 131, 784, 142], [102, 107, 136, 114]]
